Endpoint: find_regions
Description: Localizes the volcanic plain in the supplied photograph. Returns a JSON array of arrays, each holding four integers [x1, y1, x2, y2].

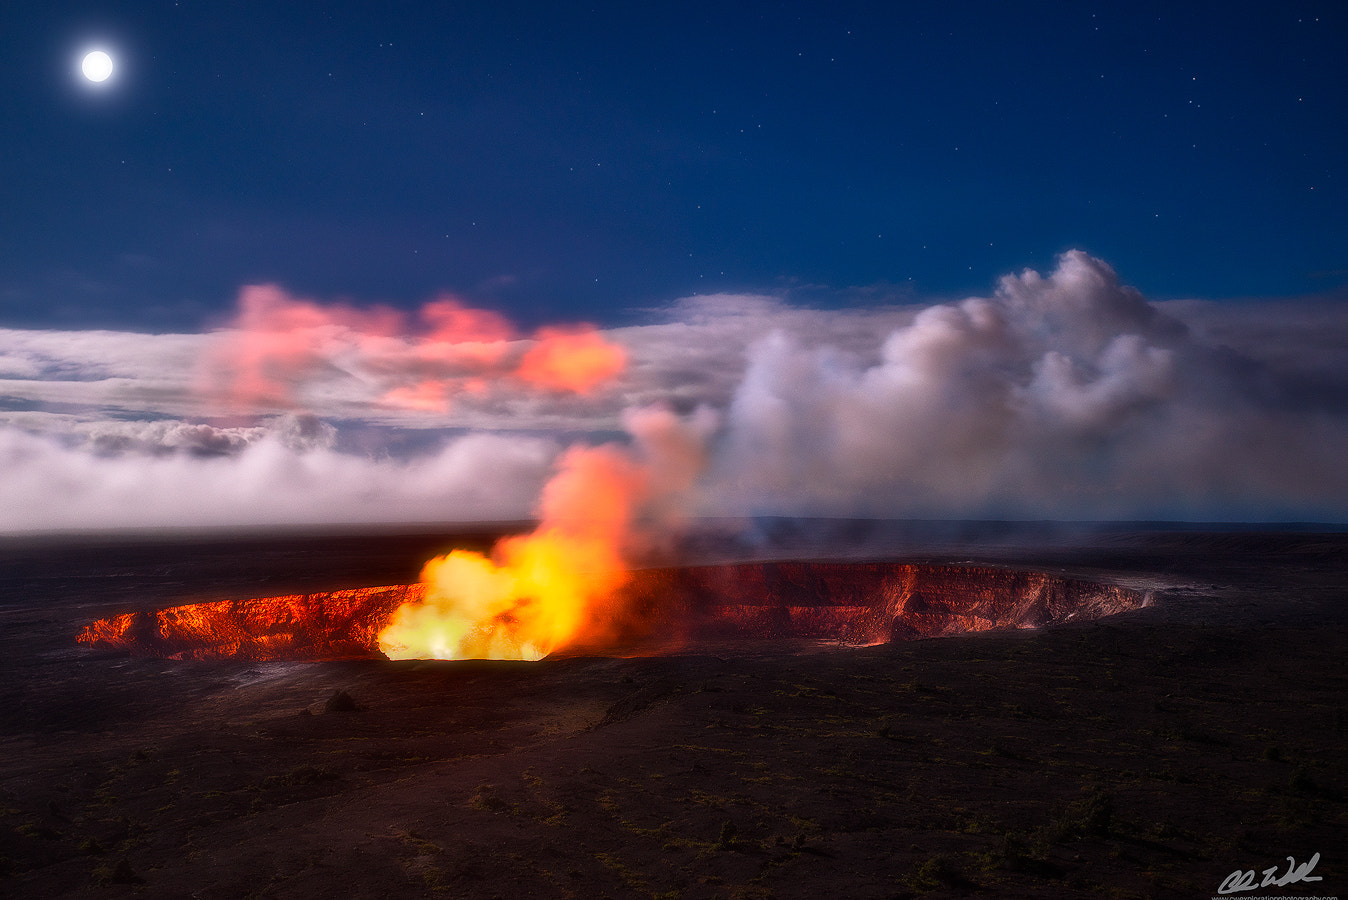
[[1, 524, 1344, 899]]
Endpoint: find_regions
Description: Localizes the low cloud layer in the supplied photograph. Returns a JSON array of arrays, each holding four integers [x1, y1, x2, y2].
[[1, 251, 1345, 531], [0, 420, 556, 531]]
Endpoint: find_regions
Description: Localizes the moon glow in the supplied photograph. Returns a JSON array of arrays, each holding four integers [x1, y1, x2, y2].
[[81, 50, 114, 83]]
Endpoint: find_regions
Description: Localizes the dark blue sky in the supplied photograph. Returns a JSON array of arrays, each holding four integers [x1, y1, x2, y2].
[[2, 1, 1344, 330]]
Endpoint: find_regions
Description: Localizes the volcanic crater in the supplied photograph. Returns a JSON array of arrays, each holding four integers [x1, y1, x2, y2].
[[77, 561, 1148, 661], [4, 528, 1345, 899]]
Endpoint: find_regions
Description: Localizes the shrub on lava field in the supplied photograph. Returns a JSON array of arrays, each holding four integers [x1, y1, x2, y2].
[[324, 689, 360, 712], [908, 856, 975, 891], [1287, 765, 1341, 799], [982, 834, 1063, 878], [1041, 789, 1114, 844], [92, 859, 143, 885], [470, 783, 510, 812]]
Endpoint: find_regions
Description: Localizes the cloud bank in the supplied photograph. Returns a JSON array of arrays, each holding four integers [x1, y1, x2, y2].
[[1, 251, 1345, 531], [0, 420, 556, 531], [710, 252, 1348, 521]]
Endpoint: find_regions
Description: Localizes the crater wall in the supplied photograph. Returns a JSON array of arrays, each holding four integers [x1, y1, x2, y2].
[[77, 563, 1148, 660]]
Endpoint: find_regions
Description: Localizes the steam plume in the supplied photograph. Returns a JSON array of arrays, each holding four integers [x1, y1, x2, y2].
[[708, 251, 1348, 521], [377, 406, 714, 659]]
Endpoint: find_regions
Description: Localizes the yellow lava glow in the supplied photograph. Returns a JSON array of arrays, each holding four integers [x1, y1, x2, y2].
[[376, 531, 630, 660], [377, 444, 644, 660]]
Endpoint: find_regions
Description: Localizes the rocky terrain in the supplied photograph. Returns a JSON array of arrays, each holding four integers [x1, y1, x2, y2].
[[0, 526, 1344, 898]]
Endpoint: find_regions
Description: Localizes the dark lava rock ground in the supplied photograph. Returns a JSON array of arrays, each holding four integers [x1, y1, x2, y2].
[[0, 525, 1344, 899]]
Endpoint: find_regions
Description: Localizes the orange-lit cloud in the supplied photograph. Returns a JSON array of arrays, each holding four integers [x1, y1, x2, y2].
[[201, 286, 626, 414], [204, 284, 402, 409], [516, 326, 629, 393]]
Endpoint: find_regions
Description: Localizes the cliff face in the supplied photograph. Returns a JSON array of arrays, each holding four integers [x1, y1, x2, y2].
[[77, 563, 1146, 660], [77, 585, 425, 661], [614, 563, 1147, 645]]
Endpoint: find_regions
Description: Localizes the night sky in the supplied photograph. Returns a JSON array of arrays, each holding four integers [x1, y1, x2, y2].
[[1, 2, 1346, 531], [3, 1, 1344, 330]]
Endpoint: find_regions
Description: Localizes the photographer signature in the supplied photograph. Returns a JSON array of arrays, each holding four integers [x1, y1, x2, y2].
[[1218, 853, 1322, 894]]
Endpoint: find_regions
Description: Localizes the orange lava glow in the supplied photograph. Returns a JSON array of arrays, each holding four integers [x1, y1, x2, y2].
[[76, 585, 422, 661]]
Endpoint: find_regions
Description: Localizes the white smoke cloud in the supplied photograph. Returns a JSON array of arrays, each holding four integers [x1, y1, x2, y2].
[[0, 250, 1344, 532]]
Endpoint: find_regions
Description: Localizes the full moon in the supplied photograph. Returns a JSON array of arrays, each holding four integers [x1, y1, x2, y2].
[[81, 50, 114, 83]]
